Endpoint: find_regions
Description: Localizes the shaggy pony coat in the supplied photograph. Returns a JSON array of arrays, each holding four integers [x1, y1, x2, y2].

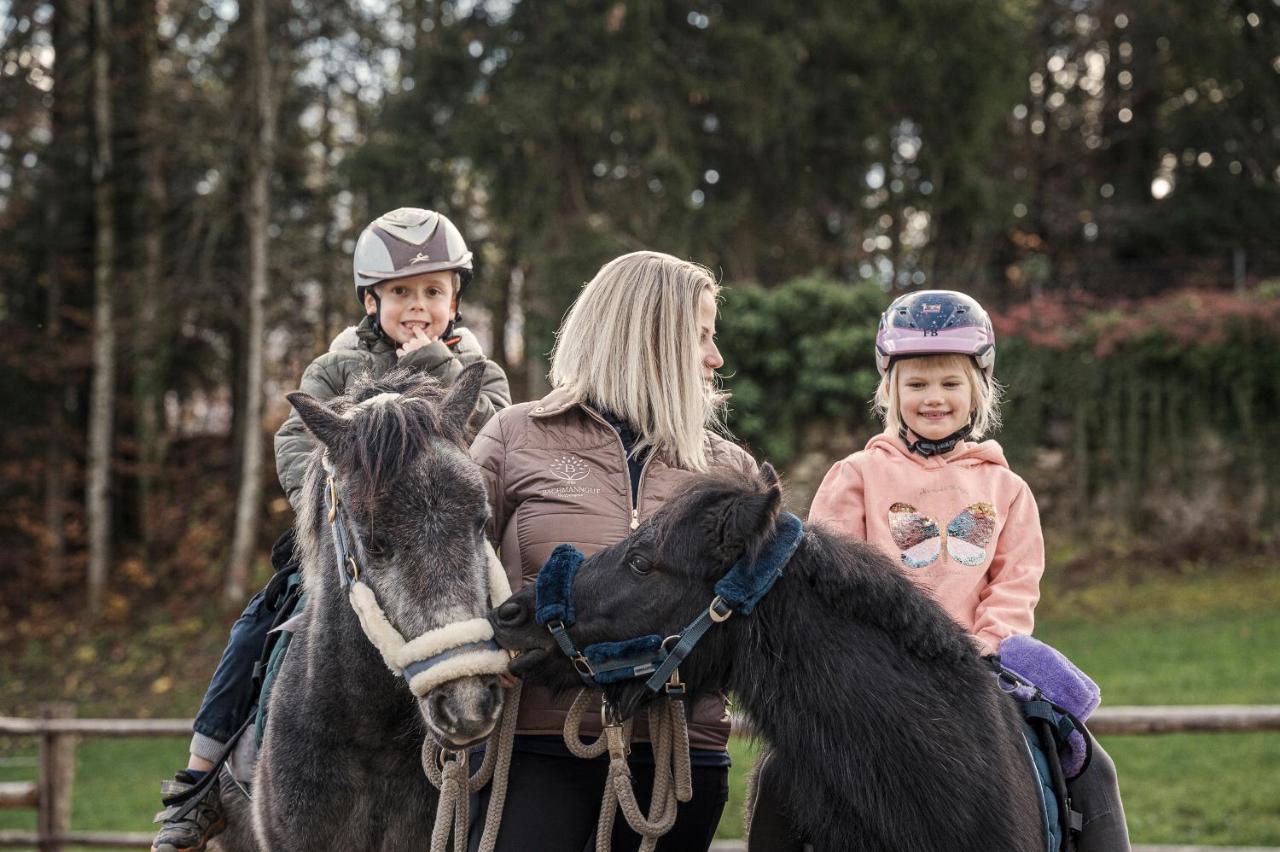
[[494, 466, 1043, 851], [215, 365, 503, 852]]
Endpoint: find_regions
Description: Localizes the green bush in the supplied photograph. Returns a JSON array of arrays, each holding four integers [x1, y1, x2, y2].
[[718, 275, 886, 465]]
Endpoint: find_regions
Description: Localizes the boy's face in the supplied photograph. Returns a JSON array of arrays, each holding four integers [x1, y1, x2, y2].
[[365, 271, 457, 346], [896, 359, 975, 440]]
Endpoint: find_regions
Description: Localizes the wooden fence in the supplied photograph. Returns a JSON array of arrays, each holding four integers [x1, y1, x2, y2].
[[2, 703, 1280, 850]]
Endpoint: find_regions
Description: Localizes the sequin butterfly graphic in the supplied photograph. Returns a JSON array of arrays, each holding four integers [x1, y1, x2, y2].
[[888, 502, 997, 569]]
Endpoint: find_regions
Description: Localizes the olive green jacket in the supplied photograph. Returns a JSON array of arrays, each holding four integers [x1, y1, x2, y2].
[[274, 316, 512, 511]]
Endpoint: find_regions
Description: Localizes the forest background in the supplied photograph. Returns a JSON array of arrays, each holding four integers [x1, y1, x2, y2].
[[0, 0, 1278, 767]]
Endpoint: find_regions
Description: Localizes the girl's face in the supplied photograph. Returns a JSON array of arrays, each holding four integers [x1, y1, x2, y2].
[[365, 271, 457, 345], [697, 288, 724, 383], [896, 359, 975, 441]]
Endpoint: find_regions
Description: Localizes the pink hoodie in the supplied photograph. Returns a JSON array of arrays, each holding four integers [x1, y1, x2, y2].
[[808, 433, 1043, 652]]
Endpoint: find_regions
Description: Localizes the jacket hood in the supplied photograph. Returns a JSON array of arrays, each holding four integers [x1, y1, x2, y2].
[[864, 431, 1009, 470], [328, 320, 482, 355]]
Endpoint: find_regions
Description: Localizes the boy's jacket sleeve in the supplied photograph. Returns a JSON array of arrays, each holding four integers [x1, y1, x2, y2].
[[274, 353, 356, 512]]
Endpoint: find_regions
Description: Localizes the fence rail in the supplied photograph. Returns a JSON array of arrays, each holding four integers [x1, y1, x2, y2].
[[2, 704, 1279, 850]]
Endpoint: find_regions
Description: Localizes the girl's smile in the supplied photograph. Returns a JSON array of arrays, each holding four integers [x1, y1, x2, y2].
[[896, 360, 975, 442]]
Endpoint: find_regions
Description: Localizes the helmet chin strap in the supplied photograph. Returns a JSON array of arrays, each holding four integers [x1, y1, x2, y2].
[[365, 290, 388, 341], [899, 418, 974, 457]]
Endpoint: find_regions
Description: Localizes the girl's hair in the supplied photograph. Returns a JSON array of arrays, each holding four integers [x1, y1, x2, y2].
[[549, 250, 723, 471], [873, 353, 1004, 439]]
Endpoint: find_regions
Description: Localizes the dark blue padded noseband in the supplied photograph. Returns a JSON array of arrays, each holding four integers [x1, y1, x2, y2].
[[534, 512, 804, 693]]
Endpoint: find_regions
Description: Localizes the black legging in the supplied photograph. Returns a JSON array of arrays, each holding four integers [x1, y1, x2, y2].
[[468, 748, 729, 852]]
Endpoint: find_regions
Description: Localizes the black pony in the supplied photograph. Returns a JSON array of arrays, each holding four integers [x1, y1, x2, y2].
[[492, 466, 1043, 851]]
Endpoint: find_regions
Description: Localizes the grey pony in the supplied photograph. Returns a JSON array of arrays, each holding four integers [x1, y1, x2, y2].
[[214, 364, 504, 851]]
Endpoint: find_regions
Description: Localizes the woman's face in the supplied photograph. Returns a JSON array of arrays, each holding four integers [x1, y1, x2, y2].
[[896, 359, 974, 440], [697, 288, 723, 383]]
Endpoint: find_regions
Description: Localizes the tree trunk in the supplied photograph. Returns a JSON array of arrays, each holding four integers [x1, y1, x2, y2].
[[86, 0, 116, 618], [134, 0, 170, 556], [226, 0, 275, 604]]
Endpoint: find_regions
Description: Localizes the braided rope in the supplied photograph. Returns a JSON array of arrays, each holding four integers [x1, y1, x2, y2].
[[562, 690, 694, 851], [424, 681, 522, 852]]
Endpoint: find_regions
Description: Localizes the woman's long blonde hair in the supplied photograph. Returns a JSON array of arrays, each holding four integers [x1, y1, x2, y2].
[[549, 251, 723, 471]]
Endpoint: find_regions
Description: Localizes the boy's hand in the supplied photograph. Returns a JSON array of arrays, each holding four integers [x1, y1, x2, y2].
[[398, 326, 436, 356]]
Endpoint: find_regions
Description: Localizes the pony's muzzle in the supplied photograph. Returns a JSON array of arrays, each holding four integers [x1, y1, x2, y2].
[[422, 675, 503, 748]]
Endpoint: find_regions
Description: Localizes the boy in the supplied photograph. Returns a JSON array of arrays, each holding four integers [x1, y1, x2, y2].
[[152, 208, 511, 852]]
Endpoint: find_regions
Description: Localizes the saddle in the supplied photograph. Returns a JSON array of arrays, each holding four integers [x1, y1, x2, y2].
[[993, 634, 1101, 852]]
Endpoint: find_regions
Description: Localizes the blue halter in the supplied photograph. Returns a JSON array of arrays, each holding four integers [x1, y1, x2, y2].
[[535, 512, 804, 694]]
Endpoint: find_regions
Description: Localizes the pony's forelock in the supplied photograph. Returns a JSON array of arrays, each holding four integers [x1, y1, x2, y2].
[[327, 369, 451, 508]]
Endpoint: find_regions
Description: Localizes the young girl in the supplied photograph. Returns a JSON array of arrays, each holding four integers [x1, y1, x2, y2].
[[807, 290, 1130, 852]]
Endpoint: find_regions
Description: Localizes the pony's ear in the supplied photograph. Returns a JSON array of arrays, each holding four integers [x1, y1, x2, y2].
[[440, 361, 487, 438], [288, 392, 347, 452], [759, 462, 780, 490], [711, 474, 783, 565]]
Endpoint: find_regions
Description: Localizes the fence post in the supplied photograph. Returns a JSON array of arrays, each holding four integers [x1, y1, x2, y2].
[[36, 702, 75, 852]]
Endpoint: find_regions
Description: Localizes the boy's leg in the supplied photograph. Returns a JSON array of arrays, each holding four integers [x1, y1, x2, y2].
[[1068, 737, 1131, 852], [154, 529, 299, 852], [153, 589, 271, 852], [188, 590, 272, 764]]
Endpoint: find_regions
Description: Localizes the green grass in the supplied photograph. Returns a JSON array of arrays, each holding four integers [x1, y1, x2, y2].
[[0, 736, 190, 838], [2, 562, 1277, 845]]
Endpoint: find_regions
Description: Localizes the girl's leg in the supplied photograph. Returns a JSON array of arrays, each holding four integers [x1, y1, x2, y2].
[[746, 752, 809, 852], [1068, 737, 1131, 852]]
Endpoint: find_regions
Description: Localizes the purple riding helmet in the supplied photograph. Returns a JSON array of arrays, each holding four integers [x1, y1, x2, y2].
[[876, 291, 996, 456], [874, 290, 996, 381]]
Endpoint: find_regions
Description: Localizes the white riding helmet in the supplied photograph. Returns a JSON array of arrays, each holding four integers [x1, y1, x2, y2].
[[352, 207, 473, 307]]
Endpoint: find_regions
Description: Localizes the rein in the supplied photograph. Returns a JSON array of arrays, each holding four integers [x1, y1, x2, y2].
[[535, 511, 804, 695], [322, 455, 519, 852]]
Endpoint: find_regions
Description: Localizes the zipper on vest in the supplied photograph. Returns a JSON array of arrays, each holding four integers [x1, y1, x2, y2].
[[633, 456, 654, 528], [581, 403, 651, 527]]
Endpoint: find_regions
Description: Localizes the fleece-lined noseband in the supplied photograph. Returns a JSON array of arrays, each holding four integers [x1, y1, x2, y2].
[[535, 511, 804, 694], [322, 455, 511, 696]]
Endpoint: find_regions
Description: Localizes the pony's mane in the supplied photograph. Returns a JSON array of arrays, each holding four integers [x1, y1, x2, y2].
[[330, 368, 451, 510], [655, 472, 973, 665]]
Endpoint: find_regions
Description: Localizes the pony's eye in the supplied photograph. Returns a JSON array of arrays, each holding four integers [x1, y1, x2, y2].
[[366, 536, 389, 558], [628, 555, 653, 576]]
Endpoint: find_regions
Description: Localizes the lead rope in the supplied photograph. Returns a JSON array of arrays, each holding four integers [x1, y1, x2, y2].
[[423, 539, 522, 852], [562, 689, 693, 852], [423, 681, 522, 852]]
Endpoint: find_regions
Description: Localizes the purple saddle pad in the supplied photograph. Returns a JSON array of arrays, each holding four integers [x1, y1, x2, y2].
[[998, 634, 1100, 778]]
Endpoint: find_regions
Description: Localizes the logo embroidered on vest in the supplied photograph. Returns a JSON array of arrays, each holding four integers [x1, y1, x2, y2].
[[550, 454, 591, 482]]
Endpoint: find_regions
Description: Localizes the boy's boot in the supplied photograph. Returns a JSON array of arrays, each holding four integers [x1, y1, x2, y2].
[[151, 770, 226, 852]]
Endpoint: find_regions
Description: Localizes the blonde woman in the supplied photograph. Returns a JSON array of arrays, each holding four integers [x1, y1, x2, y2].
[[470, 251, 756, 851]]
